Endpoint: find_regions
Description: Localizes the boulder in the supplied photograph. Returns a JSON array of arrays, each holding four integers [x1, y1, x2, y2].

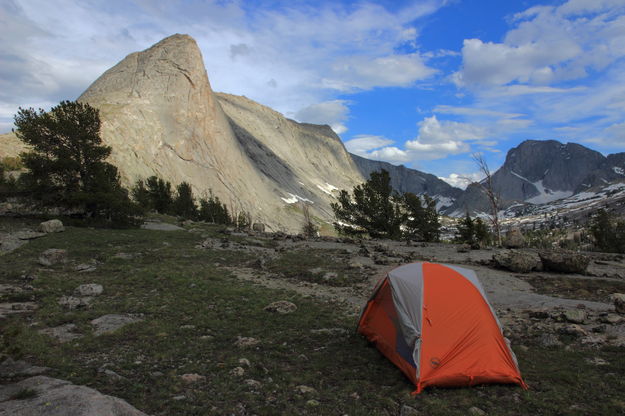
[[58, 296, 92, 310], [0, 376, 149, 415], [39, 219, 64, 233], [562, 309, 587, 324], [504, 228, 525, 248], [38, 324, 82, 343], [538, 250, 590, 274], [38, 249, 67, 266], [611, 293, 625, 314], [74, 284, 103, 297], [252, 223, 266, 233], [90, 314, 144, 336], [0, 358, 49, 378], [493, 250, 542, 273]]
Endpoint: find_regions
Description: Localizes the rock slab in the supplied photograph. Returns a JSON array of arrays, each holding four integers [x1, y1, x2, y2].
[[39, 219, 64, 233], [0, 376, 149, 415]]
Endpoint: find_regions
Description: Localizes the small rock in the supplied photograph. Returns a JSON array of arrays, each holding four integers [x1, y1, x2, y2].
[[306, 399, 320, 407], [230, 367, 245, 377], [180, 373, 206, 383], [38, 324, 82, 343], [244, 379, 261, 389], [252, 223, 266, 233], [37, 249, 67, 266], [469, 407, 487, 416], [456, 244, 471, 253], [400, 404, 420, 416], [74, 263, 97, 273], [90, 314, 144, 336], [99, 368, 124, 380], [234, 336, 260, 349], [39, 219, 64, 233], [600, 313, 623, 324], [586, 357, 608, 366], [238, 358, 251, 367], [580, 335, 606, 346], [322, 272, 338, 281], [295, 385, 317, 395], [610, 293, 625, 314], [264, 300, 297, 314], [172, 395, 186, 401], [310, 328, 348, 336], [563, 309, 586, 324], [74, 283, 103, 297], [562, 324, 588, 337], [539, 333, 562, 347], [58, 295, 91, 310]]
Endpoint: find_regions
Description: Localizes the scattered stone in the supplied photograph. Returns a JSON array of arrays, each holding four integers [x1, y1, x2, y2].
[[310, 328, 349, 336], [456, 244, 471, 253], [172, 395, 186, 401], [539, 333, 562, 347], [113, 252, 135, 260], [141, 221, 183, 231], [58, 296, 92, 310], [37, 249, 67, 266], [586, 357, 608, 366], [74, 263, 97, 273], [0, 358, 49, 377], [238, 358, 251, 367], [493, 250, 541, 273], [580, 335, 606, 346], [74, 284, 103, 297], [610, 293, 625, 314], [400, 404, 420, 416], [234, 336, 260, 349], [348, 261, 364, 270], [600, 313, 624, 324], [322, 272, 338, 281], [230, 367, 245, 377], [538, 250, 590, 274], [469, 407, 487, 416], [39, 219, 64, 233], [180, 373, 206, 384], [13, 230, 47, 240], [0, 376, 149, 415], [180, 324, 195, 330], [306, 399, 320, 407], [90, 314, 144, 336], [528, 309, 550, 319], [563, 309, 587, 324], [0, 234, 27, 253], [562, 324, 588, 337], [295, 385, 317, 395], [264, 300, 297, 314], [99, 368, 124, 381], [0, 302, 37, 318], [244, 379, 261, 389], [38, 324, 82, 343], [504, 228, 525, 249]]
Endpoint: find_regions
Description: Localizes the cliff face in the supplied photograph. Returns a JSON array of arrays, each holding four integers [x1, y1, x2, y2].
[[75, 34, 364, 232]]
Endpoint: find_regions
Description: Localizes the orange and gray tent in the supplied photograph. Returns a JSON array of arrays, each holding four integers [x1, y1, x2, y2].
[[358, 262, 527, 394]]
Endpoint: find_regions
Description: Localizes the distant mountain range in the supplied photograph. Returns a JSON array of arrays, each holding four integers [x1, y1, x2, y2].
[[1, 33, 624, 230]]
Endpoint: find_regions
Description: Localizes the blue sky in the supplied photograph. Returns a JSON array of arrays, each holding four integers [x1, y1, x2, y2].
[[2, 0, 625, 188]]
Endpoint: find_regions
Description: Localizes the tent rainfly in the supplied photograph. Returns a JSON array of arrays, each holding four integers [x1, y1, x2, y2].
[[358, 262, 527, 394]]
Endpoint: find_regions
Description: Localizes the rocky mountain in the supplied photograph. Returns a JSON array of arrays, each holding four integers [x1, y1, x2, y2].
[[73, 34, 365, 232], [350, 153, 463, 210], [445, 140, 625, 216]]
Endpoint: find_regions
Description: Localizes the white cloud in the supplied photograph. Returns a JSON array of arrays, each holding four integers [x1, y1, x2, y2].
[[367, 147, 412, 163], [344, 135, 395, 156], [294, 100, 350, 135], [438, 172, 484, 189], [0, 0, 447, 132]]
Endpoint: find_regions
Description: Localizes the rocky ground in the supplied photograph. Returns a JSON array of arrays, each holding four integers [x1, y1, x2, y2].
[[1, 216, 624, 415]]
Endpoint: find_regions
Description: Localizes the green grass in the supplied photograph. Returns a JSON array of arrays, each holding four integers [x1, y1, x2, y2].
[[1, 219, 624, 415]]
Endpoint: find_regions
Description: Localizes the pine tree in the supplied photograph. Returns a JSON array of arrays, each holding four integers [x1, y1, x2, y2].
[[145, 176, 173, 214], [198, 190, 230, 224], [173, 182, 197, 219], [331, 169, 403, 239], [456, 212, 475, 245], [13, 101, 138, 225], [403, 193, 440, 242]]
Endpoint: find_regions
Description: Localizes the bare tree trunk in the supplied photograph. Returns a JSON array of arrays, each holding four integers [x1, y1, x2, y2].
[[472, 153, 502, 247]]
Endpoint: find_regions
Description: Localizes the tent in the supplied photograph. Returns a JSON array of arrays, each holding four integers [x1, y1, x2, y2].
[[357, 262, 527, 394]]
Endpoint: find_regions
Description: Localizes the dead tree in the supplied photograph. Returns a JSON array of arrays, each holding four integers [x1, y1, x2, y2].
[[472, 153, 502, 247]]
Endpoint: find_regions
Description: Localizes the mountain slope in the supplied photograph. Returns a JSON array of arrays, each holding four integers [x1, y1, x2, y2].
[[349, 153, 463, 210]]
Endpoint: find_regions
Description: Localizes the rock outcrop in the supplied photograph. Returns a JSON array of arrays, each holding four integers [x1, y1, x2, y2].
[[75, 34, 364, 232]]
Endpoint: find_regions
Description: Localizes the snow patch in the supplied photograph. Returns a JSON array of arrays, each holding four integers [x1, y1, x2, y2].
[[316, 182, 339, 195], [613, 166, 624, 176], [434, 196, 454, 211], [526, 180, 573, 204], [280, 193, 313, 204], [510, 171, 531, 182]]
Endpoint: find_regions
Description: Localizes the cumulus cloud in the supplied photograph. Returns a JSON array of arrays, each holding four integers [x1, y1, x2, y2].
[[0, 0, 445, 132], [344, 135, 394, 156], [294, 100, 350, 135], [438, 172, 484, 189]]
